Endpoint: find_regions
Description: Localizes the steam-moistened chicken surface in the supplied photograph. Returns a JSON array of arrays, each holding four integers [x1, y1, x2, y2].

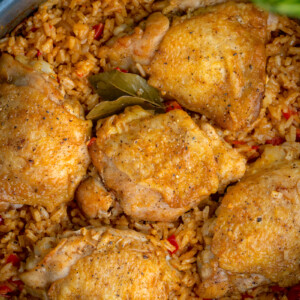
[[0, 54, 91, 210], [20, 227, 179, 300], [89, 106, 245, 221], [148, 2, 267, 130], [197, 143, 300, 298]]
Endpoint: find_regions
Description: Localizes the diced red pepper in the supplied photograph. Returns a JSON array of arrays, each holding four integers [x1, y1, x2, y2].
[[115, 67, 128, 73], [6, 254, 20, 267], [165, 101, 182, 112], [231, 140, 246, 145], [265, 136, 285, 146], [31, 27, 38, 32], [37, 50, 42, 58], [241, 294, 254, 299], [8, 279, 24, 290], [0, 285, 12, 295], [87, 137, 97, 147], [92, 23, 104, 40], [0, 215, 3, 225], [282, 109, 296, 120], [167, 235, 179, 254], [296, 128, 300, 142], [251, 145, 259, 150], [271, 285, 287, 293], [288, 284, 300, 300]]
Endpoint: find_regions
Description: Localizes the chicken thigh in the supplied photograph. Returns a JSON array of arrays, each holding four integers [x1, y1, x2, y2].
[[148, 2, 267, 130], [89, 105, 245, 221], [0, 54, 91, 210], [99, 2, 267, 131], [20, 227, 179, 300], [197, 143, 300, 298]]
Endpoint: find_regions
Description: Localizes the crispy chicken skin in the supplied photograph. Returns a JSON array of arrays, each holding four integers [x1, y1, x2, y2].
[[148, 2, 267, 130], [0, 54, 91, 210], [197, 143, 300, 298], [89, 106, 245, 221], [20, 227, 179, 300]]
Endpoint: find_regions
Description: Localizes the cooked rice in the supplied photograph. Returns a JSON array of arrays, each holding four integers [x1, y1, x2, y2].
[[0, 0, 299, 299]]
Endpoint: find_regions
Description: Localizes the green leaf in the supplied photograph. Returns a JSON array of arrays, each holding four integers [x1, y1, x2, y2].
[[252, 0, 300, 18], [86, 96, 165, 120], [89, 70, 163, 104]]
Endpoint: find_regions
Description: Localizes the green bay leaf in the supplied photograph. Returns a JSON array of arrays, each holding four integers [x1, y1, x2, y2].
[[86, 96, 165, 120], [89, 70, 163, 104]]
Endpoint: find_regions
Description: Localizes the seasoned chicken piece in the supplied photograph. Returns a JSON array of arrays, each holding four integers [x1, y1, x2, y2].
[[20, 227, 179, 300], [0, 54, 91, 210], [89, 106, 245, 221], [76, 176, 115, 218], [98, 12, 169, 72], [99, 2, 267, 130], [149, 2, 267, 130], [197, 143, 300, 298]]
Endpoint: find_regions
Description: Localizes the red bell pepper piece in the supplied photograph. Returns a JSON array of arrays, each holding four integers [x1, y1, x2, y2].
[[241, 294, 254, 299], [0, 285, 12, 295], [288, 284, 300, 300], [92, 23, 104, 40], [37, 50, 42, 57], [87, 137, 97, 147], [271, 285, 287, 292], [296, 129, 300, 142], [115, 67, 128, 73], [282, 109, 296, 120], [167, 235, 179, 254], [8, 279, 24, 290], [6, 254, 20, 267], [251, 145, 259, 150], [165, 101, 182, 112]]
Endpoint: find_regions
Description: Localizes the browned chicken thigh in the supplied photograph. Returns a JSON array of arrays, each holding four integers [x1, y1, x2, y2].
[[197, 143, 300, 298], [20, 227, 179, 300], [89, 105, 245, 221], [0, 54, 91, 210], [99, 2, 267, 131], [148, 2, 267, 130]]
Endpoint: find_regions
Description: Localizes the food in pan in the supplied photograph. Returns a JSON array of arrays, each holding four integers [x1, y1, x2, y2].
[[0, 0, 299, 299]]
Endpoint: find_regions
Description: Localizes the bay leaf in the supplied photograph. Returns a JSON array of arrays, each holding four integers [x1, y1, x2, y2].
[[86, 96, 165, 120], [89, 70, 163, 104]]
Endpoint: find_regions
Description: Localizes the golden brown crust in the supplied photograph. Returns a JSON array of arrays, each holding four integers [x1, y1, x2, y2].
[[0, 55, 91, 210], [212, 161, 300, 285], [148, 2, 267, 130]]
